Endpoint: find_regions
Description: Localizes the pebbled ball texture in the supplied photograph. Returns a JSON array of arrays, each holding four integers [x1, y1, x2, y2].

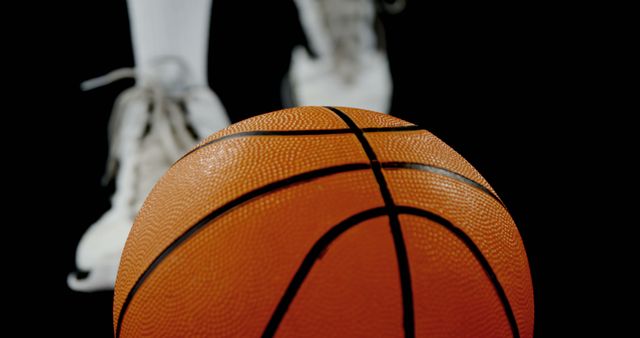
[[114, 106, 533, 338]]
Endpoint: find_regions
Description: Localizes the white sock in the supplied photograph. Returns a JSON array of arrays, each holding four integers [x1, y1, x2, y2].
[[127, 0, 212, 88]]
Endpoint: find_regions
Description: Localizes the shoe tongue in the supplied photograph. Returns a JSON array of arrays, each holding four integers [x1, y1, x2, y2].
[[156, 64, 186, 88], [142, 57, 193, 97]]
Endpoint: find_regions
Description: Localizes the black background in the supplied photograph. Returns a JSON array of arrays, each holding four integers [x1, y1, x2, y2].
[[13, 1, 613, 337]]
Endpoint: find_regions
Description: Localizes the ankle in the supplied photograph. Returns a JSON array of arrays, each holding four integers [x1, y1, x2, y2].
[[136, 55, 208, 94]]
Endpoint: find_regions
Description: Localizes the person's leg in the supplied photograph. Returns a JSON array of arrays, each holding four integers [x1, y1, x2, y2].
[[69, 0, 228, 292], [129, 0, 211, 89], [285, 0, 397, 113], [127, 0, 228, 137]]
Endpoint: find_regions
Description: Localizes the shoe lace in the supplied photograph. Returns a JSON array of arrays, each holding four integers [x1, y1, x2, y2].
[[315, 0, 405, 81], [81, 62, 198, 188]]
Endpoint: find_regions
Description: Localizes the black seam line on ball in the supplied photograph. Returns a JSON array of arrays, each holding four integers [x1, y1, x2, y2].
[[263, 205, 520, 338], [175, 126, 424, 165], [114, 162, 371, 338], [395, 206, 521, 338], [381, 162, 505, 208], [262, 207, 389, 338], [324, 107, 378, 160], [362, 125, 423, 132], [325, 106, 415, 338], [176, 129, 353, 163]]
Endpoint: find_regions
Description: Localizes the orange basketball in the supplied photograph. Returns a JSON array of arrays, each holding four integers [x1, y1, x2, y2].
[[114, 106, 533, 337]]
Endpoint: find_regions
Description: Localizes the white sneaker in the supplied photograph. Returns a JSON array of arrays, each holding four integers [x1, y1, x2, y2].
[[285, 0, 401, 113], [68, 62, 229, 292]]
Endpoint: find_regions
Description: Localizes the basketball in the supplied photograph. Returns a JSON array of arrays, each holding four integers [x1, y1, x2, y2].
[[113, 106, 533, 337]]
